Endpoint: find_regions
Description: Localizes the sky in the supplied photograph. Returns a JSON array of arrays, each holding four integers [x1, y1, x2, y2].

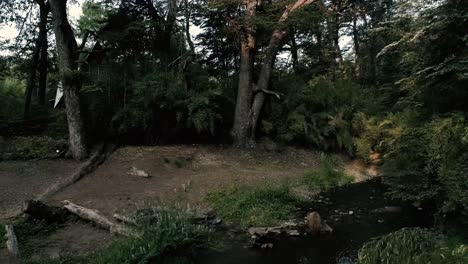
[[0, 0, 84, 47]]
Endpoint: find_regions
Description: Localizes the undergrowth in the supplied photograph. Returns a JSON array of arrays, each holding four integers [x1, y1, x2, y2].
[[358, 228, 468, 264], [24, 208, 211, 264], [301, 157, 353, 194]]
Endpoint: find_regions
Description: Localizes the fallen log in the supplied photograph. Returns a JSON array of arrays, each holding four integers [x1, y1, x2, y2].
[[23, 200, 68, 223], [36, 142, 117, 201], [63, 200, 131, 237], [5, 225, 19, 257]]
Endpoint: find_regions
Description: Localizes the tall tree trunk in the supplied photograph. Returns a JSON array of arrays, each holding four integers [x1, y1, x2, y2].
[[232, 0, 319, 146], [352, 15, 361, 80], [290, 27, 299, 72], [24, 37, 41, 118], [231, 0, 257, 147], [332, 14, 343, 67], [37, 0, 50, 105], [49, 0, 88, 160], [184, 0, 195, 55], [249, 28, 288, 139]]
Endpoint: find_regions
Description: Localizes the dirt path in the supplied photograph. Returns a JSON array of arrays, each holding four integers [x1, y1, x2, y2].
[[0, 159, 80, 220]]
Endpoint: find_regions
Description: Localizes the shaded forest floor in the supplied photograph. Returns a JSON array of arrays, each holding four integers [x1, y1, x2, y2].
[[0, 145, 374, 261]]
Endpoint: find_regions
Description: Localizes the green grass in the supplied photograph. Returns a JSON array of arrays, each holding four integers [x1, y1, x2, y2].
[[301, 156, 353, 194], [24, 208, 212, 264], [205, 157, 353, 228], [206, 184, 300, 227], [358, 228, 468, 264]]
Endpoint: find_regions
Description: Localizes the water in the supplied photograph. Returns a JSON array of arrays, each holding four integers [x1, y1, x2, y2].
[[195, 179, 433, 264]]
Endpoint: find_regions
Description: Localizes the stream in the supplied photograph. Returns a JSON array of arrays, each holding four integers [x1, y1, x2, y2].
[[195, 179, 433, 264]]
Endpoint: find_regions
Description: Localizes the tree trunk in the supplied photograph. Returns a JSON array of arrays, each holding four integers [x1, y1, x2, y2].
[[249, 0, 318, 141], [24, 37, 41, 118], [37, 0, 49, 106], [49, 0, 88, 160], [332, 14, 343, 67], [249, 28, 288, 139], [232, 0, 318, 146], [353, 15, 361, 80], [184, 0, 195, 54], [231, 0, 257, 147], [290, 28, 299, 72]]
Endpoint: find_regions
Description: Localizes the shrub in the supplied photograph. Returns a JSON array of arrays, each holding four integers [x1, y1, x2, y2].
[[358, 228, 468, 264], [383, 114, 468, 215], [25, 208, 211, 264], [116, 68, 225, 141], [0, 77, 25, 122], [301, 156, 353, 194], [206, 184, 300, 227], [264, 75, 377, 154]]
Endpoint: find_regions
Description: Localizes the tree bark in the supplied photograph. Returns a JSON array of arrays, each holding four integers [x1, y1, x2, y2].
[[352, 15, 361, 80], [24, 35, 41, 118], [49, 0, 88, 160], [290, 27, 299, 72], [231, 0, 257, 147], [37, 0, 49, 106], [247, 0, 319, 142], [184, 0, 195, 54]]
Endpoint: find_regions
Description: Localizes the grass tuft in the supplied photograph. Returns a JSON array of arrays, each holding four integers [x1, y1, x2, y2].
[[206, 184, 300, 227], [358, 228, 468, 264]]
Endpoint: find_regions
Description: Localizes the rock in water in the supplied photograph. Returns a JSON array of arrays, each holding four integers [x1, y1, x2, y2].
[[305, 211, 321, 233]]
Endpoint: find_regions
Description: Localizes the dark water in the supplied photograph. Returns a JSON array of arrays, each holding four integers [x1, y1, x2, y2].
[[195, 179, 433, 264]]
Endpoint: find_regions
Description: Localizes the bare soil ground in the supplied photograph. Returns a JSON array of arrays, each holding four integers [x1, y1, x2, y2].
[[49, 145, 326, 216], [0, 159, 80, 220], [0, 144, 370, 261]]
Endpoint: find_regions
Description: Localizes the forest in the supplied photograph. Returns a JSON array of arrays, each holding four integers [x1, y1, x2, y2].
[[0, 0, 467, 263]]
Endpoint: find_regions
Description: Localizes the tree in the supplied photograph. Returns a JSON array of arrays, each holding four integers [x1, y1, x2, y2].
[[49, 0, 88, 160], [231, 0, 319, 147], [24, 0, 50, 118]]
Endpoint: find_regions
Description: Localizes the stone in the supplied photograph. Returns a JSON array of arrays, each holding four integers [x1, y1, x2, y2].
[[128, 166, 150, 178]]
